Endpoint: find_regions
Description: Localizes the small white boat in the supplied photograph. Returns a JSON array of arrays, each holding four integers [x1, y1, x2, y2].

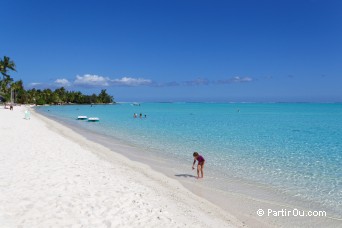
[[88, 117, 100, 122], [77, 116, 88, 120]]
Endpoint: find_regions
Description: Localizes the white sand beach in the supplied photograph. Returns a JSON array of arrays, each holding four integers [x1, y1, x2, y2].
[[0, 106, 243, 228]]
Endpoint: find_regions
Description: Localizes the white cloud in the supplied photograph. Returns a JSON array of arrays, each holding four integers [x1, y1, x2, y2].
[[217, 76, 253, 84], [111, 77, 152, 86], [73, 75, 152, 87], [28, 74, 253, 90], [231, 76, 253, 82], [54, 78, 71, 86], [29, 82, 42, 86], [28, 82, 43, 87], [74, 74, 110, 87]]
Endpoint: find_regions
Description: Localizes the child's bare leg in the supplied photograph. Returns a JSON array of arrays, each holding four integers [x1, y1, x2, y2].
[[199, 164, 204, 178], [197, 165, 203, 178]]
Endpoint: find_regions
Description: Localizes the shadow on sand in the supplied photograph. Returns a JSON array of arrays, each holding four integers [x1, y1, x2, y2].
[[175, 174, 197, 178]]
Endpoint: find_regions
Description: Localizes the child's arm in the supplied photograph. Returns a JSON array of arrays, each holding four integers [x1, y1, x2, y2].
[[192, 159, 196, 169]]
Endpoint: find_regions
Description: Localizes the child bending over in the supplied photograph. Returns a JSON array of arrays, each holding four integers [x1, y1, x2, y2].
[[192, 152, 205, 179]]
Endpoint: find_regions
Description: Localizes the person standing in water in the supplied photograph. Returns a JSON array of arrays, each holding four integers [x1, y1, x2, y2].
[[192, 152, 205, 179]]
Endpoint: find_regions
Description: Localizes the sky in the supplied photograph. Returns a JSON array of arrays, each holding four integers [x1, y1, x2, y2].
[[1, 0, 342, 102]]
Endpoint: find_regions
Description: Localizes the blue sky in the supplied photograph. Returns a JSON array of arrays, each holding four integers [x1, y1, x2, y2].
[[1, 0, 342, 102]]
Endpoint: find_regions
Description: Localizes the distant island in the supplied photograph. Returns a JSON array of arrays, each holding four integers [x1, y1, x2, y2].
[[0, 56, 114, 105]]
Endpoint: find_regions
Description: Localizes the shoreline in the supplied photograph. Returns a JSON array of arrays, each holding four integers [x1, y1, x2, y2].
[[0, 105, 243, 227], [34, 105, 342, 227]]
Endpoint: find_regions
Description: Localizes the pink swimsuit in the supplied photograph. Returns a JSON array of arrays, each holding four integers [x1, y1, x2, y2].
[[197, 155, 205, 165]]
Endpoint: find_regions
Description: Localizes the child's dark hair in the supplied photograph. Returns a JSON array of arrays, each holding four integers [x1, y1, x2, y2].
[[193, 152, 199, 157]]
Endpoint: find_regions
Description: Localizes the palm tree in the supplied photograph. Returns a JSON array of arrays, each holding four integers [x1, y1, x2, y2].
[[0, 56, 16, 107], [0, 56, 16, 78], [0, 75, 13, 96], [98, 89, 113, 103], [27, 88, 37, 104], [42, 89, 53, 104], [53, 87, 67, 104], [11, 80, 27, 103]]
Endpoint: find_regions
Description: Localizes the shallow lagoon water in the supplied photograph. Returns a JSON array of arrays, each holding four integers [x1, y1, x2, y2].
[[37, 103, 342, 217]]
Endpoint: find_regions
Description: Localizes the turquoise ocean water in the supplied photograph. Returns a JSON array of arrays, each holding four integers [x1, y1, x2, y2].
[[37, 103, 342, 216]]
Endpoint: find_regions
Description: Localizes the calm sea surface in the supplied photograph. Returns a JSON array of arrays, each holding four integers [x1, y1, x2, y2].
[[37, 103, 342, 215]]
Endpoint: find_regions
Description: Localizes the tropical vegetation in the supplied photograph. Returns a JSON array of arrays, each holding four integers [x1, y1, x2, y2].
[[0, 56, 114, 105], [0, 56, 16, 103]]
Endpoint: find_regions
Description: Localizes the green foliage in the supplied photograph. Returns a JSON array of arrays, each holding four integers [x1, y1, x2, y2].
[[22, 87, 115, 105], [0, 56, 115, 105], [36, 97, 46, 105], [98, 89, 113, 103], [0, 56, 16, 101], [0, 56, 16, 78]]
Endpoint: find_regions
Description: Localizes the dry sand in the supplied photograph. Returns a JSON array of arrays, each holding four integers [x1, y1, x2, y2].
[[0, 106, 244, 228]]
